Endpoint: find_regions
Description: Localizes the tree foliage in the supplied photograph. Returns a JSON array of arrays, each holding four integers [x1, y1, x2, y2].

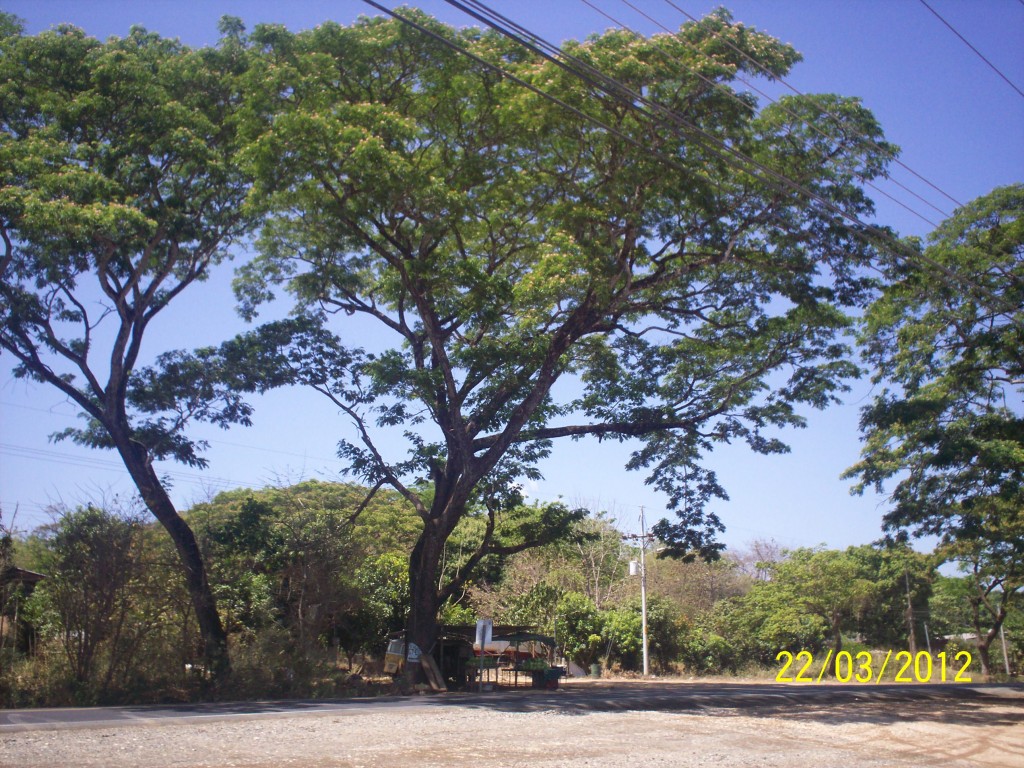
[[846, 184, 1024, 676], [0, 506, 32, 673], [680, 543, 934, 672], [0, 19, 256, 676], [772, 547, 877, 654], [694, 572, 828, 669], [646, 550, 750, 619], [235, 9, 895, 653], [844, 543, 933, 650], [599, 596, 683, 673], [5, 6, 1021, 697], [191, 481, 417, 655], [25, 505, 161, 699], [553, 592, 603, 668]]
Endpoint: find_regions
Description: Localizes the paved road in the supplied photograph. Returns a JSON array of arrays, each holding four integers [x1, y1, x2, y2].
[[3, 681, 1022, 732]]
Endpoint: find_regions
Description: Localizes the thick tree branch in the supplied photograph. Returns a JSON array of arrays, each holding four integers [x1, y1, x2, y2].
[[0, 330, 107, 426], [471, 418, 698, 452], [0, 226, 12, 277]]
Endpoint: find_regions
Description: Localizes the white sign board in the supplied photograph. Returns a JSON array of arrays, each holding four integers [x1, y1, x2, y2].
[[407, 642, 422, 663], [475, 618, 493, 649]]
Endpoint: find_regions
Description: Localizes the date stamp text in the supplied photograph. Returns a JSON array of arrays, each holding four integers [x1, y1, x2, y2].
[[775, 649, 973, 684]]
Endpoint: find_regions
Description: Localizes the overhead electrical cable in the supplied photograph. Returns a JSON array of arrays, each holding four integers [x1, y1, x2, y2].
[[357, 0, 731, 196], [0, 442, 242, 488], [440, 0, 1007, 312], [361, 0, 1022, 327], [444, 0, 881, 222], [0, 399, 349, 466], [386, 0, 1019, 325], [661, 0, 967, 210], [581, 0, 943, 228], [918, 0, 1024, 100], [608, 0, 951, 222]]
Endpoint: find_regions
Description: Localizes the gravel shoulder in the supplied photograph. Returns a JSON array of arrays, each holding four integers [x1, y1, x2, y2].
[[3, 679, 1022, 767]]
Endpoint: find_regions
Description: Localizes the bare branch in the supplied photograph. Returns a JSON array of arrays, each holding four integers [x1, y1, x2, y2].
[[347, 478, 386, 525], [310, 382, 428, 520]]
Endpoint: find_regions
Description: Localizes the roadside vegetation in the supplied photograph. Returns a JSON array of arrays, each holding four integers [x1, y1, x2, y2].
[[1, 489, 1020, 706]]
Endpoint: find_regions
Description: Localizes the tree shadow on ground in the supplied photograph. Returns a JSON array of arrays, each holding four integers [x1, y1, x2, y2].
[[440, 681, 1024, 728], [707, 697, 1024, 728]]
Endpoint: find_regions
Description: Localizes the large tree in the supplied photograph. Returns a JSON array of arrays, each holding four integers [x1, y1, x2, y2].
[[0, 18, 253, 677], [770, 547, 877, 655], [238, 10, 895, 660], [845, 543, 934, 652], [846, 184, 1023, 677]]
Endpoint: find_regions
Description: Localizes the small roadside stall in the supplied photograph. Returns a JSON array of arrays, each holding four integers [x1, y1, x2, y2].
[[384, 624, 566, 690], [491, 630, 564, 689]]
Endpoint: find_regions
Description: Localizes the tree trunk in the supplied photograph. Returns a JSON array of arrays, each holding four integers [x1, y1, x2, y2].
[[970, 593, 1007, 682], [977, 617, 1007, 682], [118, 443, 230, 680], [406, 525, 444, 682], [404, 482, 472, 684], [976, 639, 992, 680]]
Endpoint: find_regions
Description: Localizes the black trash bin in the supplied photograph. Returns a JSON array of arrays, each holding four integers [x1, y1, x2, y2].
[[543, 667, 565, 690]]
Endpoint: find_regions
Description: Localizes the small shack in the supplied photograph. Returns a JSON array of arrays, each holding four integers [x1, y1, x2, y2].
[[437, 624, 561, 689], [384, 624, 564, 690], [1, 566, 46, 655]]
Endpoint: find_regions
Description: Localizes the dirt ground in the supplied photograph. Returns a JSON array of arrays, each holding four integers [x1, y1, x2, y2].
[[3, 679, 1023, 767]]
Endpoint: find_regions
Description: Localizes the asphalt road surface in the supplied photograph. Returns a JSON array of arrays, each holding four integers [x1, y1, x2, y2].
[[3, 680, 1022, 732]]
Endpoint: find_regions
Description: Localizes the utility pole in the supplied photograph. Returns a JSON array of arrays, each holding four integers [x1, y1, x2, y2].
[[904, 571, 918, 655], [1001, 625, 1011, 676], [625, 507, 651, 677], [640, 506, 649, 678]]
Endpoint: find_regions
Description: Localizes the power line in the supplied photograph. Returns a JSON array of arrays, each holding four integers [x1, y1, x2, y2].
[[354, 2, 1020, 330], [918, 0, 1024, 100], [0, 399, 349, 467], [613, 0, 954, 222], [0, 440, 302, 523], [358, 0, 730, 199], [0, 441, 240, 488], [446, 0, 868, 218], [428, 0, 1021, 325], [660, 0, 967, 210], [581, 0, 944, 229], [0, 499, 51, 515]]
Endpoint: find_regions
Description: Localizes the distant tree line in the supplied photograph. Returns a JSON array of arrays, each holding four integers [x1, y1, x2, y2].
[[2, 487, 1019, 706]]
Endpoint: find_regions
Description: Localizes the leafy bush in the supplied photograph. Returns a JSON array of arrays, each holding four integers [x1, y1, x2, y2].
[[679, 631, 737, 675], [555, 592, 604, 667], [601, 608, 642, 669]]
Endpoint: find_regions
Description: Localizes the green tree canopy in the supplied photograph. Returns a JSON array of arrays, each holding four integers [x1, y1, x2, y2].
[[0, 20, 255, 676], [846, 184, 1024, 676], [236, 10, 896, 656], [189, 481, 418, 653], [27, 505, 145, 693], [844, 543, 934, 650], [554, 591, 603, 668], [769, 547, 876, 654]]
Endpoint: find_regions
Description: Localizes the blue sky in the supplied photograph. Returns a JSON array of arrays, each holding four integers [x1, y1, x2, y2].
[[1, 1, 1022, 550]]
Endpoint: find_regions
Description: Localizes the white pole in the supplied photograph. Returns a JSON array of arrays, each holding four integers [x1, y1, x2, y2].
[[1001, 625, 1011, 676], [640, 506, 649, 678]]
